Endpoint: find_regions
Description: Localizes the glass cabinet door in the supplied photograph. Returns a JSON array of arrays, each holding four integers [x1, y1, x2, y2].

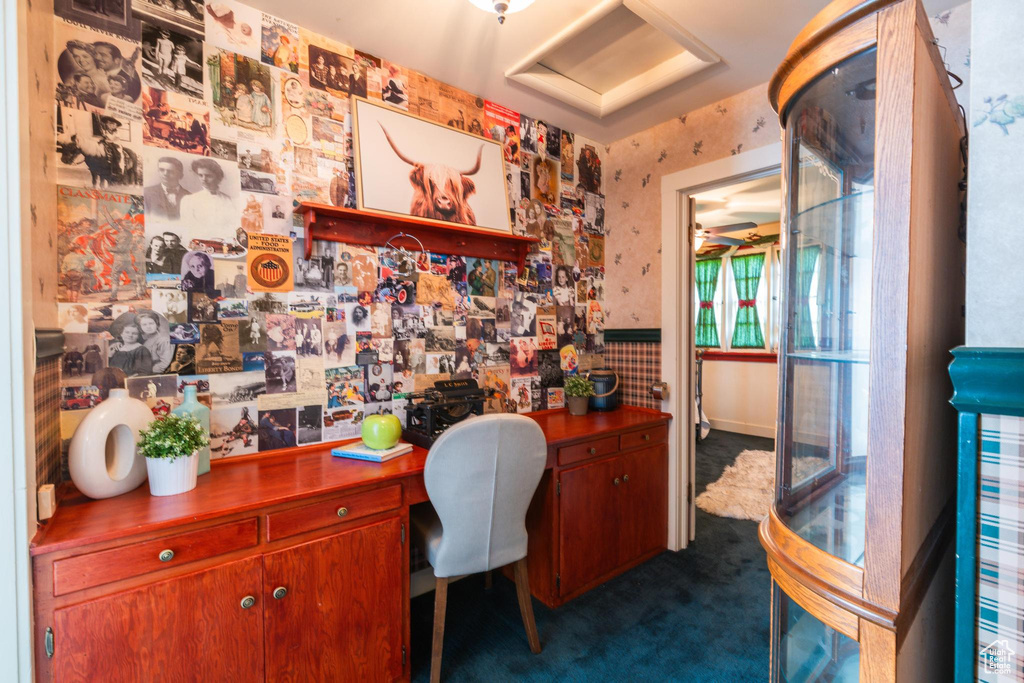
[[773, 583, 860, 683], [775, 48, 877, 567]]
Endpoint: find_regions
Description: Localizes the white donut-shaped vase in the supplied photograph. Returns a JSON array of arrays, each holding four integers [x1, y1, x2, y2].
[[68, 388, 154, 499]]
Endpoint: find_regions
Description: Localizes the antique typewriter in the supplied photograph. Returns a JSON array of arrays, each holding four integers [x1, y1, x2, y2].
[[402, 379, 491, 449]]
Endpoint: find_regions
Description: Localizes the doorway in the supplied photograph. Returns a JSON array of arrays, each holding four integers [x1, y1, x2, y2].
[[658, 142, 781, 548], [691, 171, 781, 524]]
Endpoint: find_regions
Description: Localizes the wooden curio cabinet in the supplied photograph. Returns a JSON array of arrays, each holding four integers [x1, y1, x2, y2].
[[758, 0, 965, 680]]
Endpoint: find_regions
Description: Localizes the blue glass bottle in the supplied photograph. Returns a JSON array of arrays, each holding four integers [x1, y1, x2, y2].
[[173, 385, 211, 475]]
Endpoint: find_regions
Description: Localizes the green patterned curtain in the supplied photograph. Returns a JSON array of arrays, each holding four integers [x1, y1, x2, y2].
[[695, 258, 721, 348], [795, 245, 821, 349], [730, 253, 766, 348]]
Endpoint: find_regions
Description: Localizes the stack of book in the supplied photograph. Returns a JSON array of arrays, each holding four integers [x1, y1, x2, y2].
[[331, 441, 413, 463]]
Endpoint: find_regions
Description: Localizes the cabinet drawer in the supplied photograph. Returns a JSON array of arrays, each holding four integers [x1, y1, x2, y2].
[[620, 424, 668, 451], [557, 435, 619, 467], [265, 485, 402, 542], [52, 518, 258, 596]]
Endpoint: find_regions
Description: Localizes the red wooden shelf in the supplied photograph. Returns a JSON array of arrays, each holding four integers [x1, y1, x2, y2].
[[296, 203, 540, 271]]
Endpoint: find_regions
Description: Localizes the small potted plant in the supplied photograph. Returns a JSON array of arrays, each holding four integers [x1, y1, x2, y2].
[[564, 376, 595, 416], [137, 414, 210, 497]]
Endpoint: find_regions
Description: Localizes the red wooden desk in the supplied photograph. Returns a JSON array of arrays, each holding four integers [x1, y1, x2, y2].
[[31, 406, 670, 681]]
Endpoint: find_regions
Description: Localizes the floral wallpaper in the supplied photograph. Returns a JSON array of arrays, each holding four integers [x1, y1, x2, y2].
[[966, 0, 1024, 346], [602, 2, 972, 331], [604, 84, 778, 329]]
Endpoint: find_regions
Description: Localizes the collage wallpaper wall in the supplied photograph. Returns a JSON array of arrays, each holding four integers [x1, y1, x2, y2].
[[52, 0, 610, 459]]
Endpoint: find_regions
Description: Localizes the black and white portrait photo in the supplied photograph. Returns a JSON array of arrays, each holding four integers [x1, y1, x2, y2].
[[142, 148, 240, 245], [55, 21, 143, 116], [141, 22, 204, 99], [131, 0, 203, 40]]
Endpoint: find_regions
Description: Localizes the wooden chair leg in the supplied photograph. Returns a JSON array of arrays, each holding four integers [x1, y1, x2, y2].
[[431, 576, 449, 683], [484, 570, 493, 590], [513, 557, 542, 654]]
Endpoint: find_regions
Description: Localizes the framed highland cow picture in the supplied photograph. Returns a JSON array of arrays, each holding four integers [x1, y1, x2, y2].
[[351, 97, 512, 234]]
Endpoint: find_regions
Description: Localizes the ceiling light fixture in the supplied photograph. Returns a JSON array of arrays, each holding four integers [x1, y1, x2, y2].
[[467, 0, 536, 24]]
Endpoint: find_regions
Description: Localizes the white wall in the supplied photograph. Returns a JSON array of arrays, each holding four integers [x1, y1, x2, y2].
[[701, 359, 777, 439]]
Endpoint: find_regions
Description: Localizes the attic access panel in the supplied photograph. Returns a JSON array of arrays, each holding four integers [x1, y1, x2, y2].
[[505, 0, 720, 118]]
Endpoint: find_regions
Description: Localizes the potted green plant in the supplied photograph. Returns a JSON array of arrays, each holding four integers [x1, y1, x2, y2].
[[564, 376, 595, 416], [137, 414, 210, 497]]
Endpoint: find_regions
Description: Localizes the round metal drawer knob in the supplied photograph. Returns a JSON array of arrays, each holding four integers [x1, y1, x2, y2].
[[613, 477, 621, 486], [623, 475, 630, 483], [240, 595, 256, 610], [158, 549, 174, 562], [337, 507, 349, 517], [643, 434, 651, 441], [589, 447, 597, 455], [273, 586, 288, 600]]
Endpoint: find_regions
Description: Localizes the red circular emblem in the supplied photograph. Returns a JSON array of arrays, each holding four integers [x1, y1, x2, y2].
[[250, 254, 290, 289]]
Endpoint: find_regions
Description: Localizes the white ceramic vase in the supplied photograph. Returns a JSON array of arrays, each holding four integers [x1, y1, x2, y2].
[[146, 453, 199, 497], [68, 388, 154, 499]]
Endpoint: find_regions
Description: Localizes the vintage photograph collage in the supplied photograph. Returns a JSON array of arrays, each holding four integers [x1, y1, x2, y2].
[[54, 0, 608, 459]]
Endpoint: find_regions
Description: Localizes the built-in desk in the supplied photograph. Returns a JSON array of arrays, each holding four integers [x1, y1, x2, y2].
[[31, 406, 670, 681]]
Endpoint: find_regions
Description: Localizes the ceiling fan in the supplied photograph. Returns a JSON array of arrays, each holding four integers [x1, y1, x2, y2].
[[694, 221, 757, 250]]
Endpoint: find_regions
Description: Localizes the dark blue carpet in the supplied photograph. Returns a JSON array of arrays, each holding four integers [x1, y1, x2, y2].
[[410, 430, 773, 681]]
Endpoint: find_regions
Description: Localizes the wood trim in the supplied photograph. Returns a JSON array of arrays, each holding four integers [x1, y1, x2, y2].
[[34, 328, 65, 361], [604, 328, 662, 343], [766, 506, 863, 597], [894, 500, 954, 649], [699, 351, 777, 363], [297, 202, 539, 272], [776, 14, 878, 120], [914, 0, 967, 137], [767, 556, 859, 641], [769, 0, 898, 113], [863, 0, 915, 613], [859, 620, 897, 682]]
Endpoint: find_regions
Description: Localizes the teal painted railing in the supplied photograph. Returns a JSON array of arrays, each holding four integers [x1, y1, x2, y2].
[[949, 347, 1024, 682]]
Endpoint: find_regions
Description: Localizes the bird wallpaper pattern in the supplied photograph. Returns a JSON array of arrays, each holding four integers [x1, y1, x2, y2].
[[602, 3, 970, 330]]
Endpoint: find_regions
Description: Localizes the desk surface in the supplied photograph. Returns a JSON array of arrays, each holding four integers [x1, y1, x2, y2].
[[33, 406, 670, 555]]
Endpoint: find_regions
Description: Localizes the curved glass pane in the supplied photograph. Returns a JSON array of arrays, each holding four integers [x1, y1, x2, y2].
[[776, 48, 876, 567], [774, 584, 860, 682]]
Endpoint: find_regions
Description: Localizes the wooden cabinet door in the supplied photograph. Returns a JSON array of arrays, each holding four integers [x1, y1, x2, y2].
[[53, 556, 264, 682], [620, 445, 669, 565], [558, 456, 622, 597], [263, 515, 404, 682]]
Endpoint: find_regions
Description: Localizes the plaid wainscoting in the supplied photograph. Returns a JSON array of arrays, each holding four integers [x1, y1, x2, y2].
[[35, 356, 63, 488], [977, 414, 1024, 682], [603, 341, 662, 411]]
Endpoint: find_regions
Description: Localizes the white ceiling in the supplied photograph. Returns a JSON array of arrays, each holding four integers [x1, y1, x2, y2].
[[694, 173, 782, 231], [247, 0, 965, 145]]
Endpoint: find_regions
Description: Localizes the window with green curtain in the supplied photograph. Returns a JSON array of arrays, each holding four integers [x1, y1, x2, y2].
[[730, 252, 766, 348], [695, 257, 721, 348], [795, 245, 821, 349]]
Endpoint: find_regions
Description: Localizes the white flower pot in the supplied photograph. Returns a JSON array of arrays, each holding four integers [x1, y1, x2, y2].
[[146, 453, 199, 497]]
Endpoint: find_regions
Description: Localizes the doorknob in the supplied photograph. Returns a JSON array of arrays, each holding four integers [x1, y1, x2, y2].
[[650, 382, 669, 401], [240, 595, 256, 609], [273, 586, 288, 600]]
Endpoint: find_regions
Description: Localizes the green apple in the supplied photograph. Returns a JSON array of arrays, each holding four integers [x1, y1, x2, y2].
[[362, 414, 402, 450]]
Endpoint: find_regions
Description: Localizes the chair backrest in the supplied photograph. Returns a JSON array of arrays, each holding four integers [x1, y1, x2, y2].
[[423, 413, 547, 577]]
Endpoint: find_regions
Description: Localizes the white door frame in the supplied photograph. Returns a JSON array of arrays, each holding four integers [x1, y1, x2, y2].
[[2, 0, 35, 676], [661, 142, 782, 550]]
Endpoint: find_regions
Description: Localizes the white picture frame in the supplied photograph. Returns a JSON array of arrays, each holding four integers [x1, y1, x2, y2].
[[352, 97, 512, 234]]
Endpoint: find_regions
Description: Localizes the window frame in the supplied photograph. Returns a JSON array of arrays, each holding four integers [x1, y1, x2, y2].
[[696, 242, 781, 356]]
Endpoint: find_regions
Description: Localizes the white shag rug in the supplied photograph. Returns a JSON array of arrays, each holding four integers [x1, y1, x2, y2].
[[695, 449, 775, 521]]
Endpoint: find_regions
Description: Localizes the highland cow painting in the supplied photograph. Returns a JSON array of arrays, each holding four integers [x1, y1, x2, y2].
[[352, 97, 511, 234]]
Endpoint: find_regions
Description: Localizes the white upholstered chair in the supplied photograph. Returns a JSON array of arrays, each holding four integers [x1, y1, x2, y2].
[[411, 413, 547, 682]]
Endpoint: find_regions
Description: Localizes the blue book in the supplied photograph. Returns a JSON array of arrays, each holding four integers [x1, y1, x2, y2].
[[332, 441, 413, 463]]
